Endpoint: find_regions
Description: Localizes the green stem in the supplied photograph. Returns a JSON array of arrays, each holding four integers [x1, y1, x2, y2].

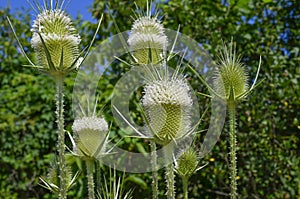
[[86, 159, 95, 199], [55, 75, 67, 199], [228, 103, 237, 199], [163, 144, 175, 199], [182, 177, 189, 199], [151, 141, 158, 199], [165, 163, 175, 199]]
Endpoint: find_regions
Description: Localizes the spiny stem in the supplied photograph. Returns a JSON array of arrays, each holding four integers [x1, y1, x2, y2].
[[150, 141, 158, 199], [182, 177, 189, 199], [165, 163, 175, 199], [163, 144, 175, 199], [86, 159, 95, 199], [55, 75, 67, 199], [228, 103, 237, 199]]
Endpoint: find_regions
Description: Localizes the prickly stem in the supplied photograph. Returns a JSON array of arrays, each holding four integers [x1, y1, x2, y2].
[[151, 141, 158, 199], [229, 103, 237, 199], [55, 75, 67, 199]]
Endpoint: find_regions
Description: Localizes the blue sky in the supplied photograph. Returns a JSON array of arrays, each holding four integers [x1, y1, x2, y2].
[[1, 0, 95, 21]]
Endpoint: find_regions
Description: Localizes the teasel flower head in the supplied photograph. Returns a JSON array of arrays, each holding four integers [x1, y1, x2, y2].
[[142, 77, 193, 146], [72, 116, 109, 159], [175, 148, 198, 178], [128, 13, 168, 65], [30, 6, 82, 77], [7, 0, 103, 78], [213, 40, 262, 105]]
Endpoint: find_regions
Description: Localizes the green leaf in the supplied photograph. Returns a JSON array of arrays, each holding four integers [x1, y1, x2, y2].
[[125, 175, 148, 190]]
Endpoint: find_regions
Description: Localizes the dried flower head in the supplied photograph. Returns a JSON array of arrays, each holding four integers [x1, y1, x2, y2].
[[72, 116, 109, 159], [142, 78, 192, 146], [30, 3, 82, 77], [128, 15, 167, 65]]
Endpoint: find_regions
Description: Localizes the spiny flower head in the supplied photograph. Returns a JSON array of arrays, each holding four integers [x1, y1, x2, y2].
[[31, 7, 82, 77], [142, 78, 192, 146], [72, 116, 108, 159], [214, 41, 248, 103], [128, 16, 167, 65], [175, 148, 198, 178]]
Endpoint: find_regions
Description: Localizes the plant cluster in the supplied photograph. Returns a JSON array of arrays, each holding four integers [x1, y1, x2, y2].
[[2, 0, 299, 199]]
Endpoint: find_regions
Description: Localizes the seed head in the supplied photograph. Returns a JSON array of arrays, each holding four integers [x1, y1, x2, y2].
[[128, 16, 167, 65], [31, 9, 82, 77], [214, 41, 248, 103], [72, 116, 108, 158], [142, 78, 192, 145]]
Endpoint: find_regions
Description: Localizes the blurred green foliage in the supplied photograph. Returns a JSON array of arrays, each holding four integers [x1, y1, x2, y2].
[[0, 0, 299, 198]]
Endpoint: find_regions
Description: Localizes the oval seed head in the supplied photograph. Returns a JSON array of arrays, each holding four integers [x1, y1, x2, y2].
[[31, 9, 82, 77], [142, 78, 192, 146], [128, 16, 167, 65], [72, 116, 108, 158], [214, 42, 248, 102], [176, 148, 198, 178]]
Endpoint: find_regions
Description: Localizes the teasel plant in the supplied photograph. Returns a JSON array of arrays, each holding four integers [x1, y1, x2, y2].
[[70, 97, 114, 199], [174, 147, 207, 199], [128, 6, 168, 199], [115, 4, 199, 198], [113, 2, 204, 198], [111, 3, 169, 199], [188, 40, 262, 199], [113, 58, 201, 199], [7, 0, 103, 198]]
